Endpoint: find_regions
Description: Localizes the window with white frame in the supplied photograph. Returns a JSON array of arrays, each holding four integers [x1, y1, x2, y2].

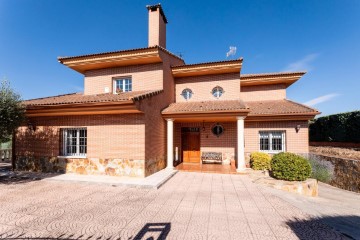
[[259, 131, 285, 152], [61, 128, 87, 157], [114, 78, 132, 93]]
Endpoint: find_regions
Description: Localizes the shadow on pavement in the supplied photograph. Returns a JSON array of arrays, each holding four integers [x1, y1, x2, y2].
[[0, 170, 62, 185], [0, 223, 171, 240], [133, 222, 171, 240], [287, 215, 360, 240]]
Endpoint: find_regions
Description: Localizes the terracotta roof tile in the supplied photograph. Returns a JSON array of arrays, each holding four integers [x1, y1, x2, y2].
[[162, 99, 319, 116], [24, 90, 163, 106], [172, 58, 243, 69], [162, 100, 249, 114], [246, 99, 319, 115], [58, 45, 183, 62], [241, 71, 306, 78]]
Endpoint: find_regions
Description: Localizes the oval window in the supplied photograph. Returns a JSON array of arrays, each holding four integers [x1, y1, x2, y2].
[[212, 86, 224, 98], [181, 88, 193, 100], [211, 124, 224, 137]]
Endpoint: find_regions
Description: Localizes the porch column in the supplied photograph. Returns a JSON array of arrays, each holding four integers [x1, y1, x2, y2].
[[166, 119, 174, 170], [237, 116, 246, 172]]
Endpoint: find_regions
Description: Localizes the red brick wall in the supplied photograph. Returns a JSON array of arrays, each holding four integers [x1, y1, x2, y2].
[[16, 114, 145, 160], [148, 8, 166, 48], [174, 122, 237, 164], [84, 63, 163, 95], [173, 120, 309, 164], [244, 120, 309, 154], [138, 53, 184, 176], [241, 84, 286, 101], [175, 73, 241, 102]]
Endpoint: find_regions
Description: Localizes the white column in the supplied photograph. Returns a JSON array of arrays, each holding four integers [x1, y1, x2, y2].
[[237, 116, 246, 172], [166, 119, 174, 169]]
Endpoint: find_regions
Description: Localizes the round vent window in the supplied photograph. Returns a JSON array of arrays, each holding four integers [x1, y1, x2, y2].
[[212, 86, 224, 98], [211, 124, 224, 137], [181, 88, 193, 100]]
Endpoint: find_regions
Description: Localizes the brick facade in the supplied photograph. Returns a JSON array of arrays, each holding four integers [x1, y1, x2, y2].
[[241, 84, 286, 101], [84, 63, 163, 95], [16, 4, 316, 177], [175, 73, 241, 102], [173, 120, 309, 167]]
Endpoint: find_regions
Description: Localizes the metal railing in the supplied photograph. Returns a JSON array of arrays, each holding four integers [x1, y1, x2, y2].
[[0, 149, 12, 162]]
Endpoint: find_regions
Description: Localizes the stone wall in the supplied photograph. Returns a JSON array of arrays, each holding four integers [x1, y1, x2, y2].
[[15, 156, 145, 177], [307, 153, 360, 193]]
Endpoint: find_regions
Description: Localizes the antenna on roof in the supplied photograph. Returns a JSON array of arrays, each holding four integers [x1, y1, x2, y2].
[[226, 46, 237, 59], [176, 51, 185, 58]]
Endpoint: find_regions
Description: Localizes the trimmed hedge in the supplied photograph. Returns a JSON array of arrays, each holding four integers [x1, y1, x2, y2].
[[271, 152, 311, 181], [309, 111, 360, 143], [250, 152, 271, 170]]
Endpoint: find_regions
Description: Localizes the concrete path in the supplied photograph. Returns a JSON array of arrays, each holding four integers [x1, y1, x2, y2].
[[46, 168, 178, 189], [0, 172, 346, 239], [260, 181, 360, 239]]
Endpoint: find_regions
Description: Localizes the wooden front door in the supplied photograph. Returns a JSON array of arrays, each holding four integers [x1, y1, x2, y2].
[[181, 128, 200, 163]]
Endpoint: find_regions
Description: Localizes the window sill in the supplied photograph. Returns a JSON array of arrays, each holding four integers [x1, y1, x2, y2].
[[260, 151, 284, 154], [57, 156, 87, 159]]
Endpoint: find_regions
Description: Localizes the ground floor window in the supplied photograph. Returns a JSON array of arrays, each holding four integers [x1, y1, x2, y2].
[[259, 131, 285, 153], [61, 128, 87, 157]]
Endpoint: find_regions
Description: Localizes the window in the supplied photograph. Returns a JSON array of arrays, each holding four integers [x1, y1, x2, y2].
[[114, 78, 132, 93], [181, 88, 193, 100], [211, 123, 224, 137], [212, 86, 224, 98], [62, 128, 87, 157], [259, 131, 285, 152]]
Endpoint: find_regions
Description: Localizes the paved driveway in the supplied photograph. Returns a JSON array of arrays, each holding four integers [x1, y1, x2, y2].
[[0, 172, 346, 240]]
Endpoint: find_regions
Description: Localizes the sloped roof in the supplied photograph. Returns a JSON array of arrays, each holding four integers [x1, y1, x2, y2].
[[241, 71, 306, 78], [58, 45, 183, 62], [24, 90, 163, 107], [246, 99, 319, 115], [162, 100, 249, 114], [161, 99, 319, 116]]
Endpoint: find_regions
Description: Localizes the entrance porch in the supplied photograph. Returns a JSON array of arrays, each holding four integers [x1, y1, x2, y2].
[[164, 116, 247, 173], [175, 162, 237, 174]]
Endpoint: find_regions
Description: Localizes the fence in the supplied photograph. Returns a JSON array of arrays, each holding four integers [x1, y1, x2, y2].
[[0, 149, 12, 162]]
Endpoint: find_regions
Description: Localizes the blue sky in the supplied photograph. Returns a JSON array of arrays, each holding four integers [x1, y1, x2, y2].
[[0, 0, 359, 117]]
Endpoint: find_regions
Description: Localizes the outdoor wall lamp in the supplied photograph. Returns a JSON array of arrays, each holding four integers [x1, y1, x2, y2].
[[28, 122, 36, 132], [202, 120, 206, 131], [295, 124, 301, 133]]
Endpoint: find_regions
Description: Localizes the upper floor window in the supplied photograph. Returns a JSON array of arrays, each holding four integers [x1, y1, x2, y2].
[[181, 88, 193, 100], [114, 78, 132, 93], [259, 131, 285, 153], [61, 128, 87, 157], [212, 86, 224, 98]]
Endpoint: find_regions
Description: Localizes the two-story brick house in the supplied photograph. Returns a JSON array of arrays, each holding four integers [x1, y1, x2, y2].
[[14, 4, 319, 177]]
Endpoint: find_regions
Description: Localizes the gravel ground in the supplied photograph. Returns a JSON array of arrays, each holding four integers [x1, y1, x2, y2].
[[309, 146, 360, 160]]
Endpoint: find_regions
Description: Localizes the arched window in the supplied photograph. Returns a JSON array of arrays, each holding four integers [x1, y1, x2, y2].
[[212, 86, 224, 98], [181, 88, 193, 100], [211, 123, 224, 137]]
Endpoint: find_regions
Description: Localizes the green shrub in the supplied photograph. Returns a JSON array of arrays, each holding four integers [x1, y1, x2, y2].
[[250, 152, 271, 170], [271, 152, 311, 181], [308, 157, 333, 183]]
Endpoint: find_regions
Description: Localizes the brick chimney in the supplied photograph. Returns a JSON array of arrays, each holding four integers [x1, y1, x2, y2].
[[146, 4, 167, 48]]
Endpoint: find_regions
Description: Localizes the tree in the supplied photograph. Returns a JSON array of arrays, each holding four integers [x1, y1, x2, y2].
[[0, 78, 25, 143]]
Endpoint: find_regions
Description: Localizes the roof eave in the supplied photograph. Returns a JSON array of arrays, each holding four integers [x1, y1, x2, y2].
[[25, 101, 141, 117], [240, 72, 306, 87], [172, 59, 243, 78]]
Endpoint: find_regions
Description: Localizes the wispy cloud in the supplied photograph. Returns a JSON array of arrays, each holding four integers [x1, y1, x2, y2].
[[303, 93, 340, 106], [283, 53, 319, 72], [226, 46, 237, 58]]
